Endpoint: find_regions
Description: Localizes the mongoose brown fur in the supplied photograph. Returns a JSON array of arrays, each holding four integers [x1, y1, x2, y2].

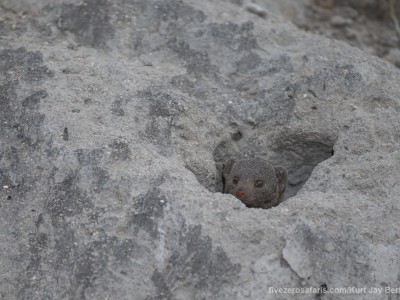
[[223, 158, 288, 209]]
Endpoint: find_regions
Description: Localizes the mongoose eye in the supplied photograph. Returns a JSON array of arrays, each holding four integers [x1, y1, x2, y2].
[[255, 180, 264, 188], [232, 176, 239, 184]]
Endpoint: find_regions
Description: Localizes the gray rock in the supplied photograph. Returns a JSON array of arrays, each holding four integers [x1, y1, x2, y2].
[[1, 0, 400, 299], [246, 3, 268, 18], [384, 48, 400, 68]]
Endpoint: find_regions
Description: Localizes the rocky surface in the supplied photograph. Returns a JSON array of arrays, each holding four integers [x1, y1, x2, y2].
[[239, 0, 400, 67], [1, 0, 400, 299]]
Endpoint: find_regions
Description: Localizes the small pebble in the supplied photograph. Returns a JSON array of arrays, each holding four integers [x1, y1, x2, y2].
[[246, 4, 267, 18], [330, 15, 352, 27], [315, 0, 335, 9]]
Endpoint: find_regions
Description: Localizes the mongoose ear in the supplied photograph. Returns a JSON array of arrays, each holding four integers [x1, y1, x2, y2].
[[222, 158, 237, 179], [274, 166, 288, 195]]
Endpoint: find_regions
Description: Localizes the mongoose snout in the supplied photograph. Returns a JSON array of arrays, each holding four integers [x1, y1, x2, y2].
[[235, 189, 246, 199]]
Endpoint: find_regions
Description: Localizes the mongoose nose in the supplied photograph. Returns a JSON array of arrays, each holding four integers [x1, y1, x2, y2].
[[235, 189, 245, 198]]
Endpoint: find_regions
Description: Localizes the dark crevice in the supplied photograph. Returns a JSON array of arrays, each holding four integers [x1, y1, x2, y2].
[[212, 127, 334, 201], [316, 283, 328, 299]]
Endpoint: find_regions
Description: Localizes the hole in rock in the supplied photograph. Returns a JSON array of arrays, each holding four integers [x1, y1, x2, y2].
[[316, 283, 328, 299], [212, 127, 334, 203]]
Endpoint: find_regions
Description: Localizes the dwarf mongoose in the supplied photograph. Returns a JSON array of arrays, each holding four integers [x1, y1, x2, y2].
[[223, 158, 288, 209]]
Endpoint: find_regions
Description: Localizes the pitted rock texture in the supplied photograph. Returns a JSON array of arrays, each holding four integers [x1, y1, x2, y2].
[[1, 1, 400, 299]]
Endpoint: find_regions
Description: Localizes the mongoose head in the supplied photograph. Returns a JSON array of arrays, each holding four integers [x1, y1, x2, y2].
[[223, 158, 288, 209]]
